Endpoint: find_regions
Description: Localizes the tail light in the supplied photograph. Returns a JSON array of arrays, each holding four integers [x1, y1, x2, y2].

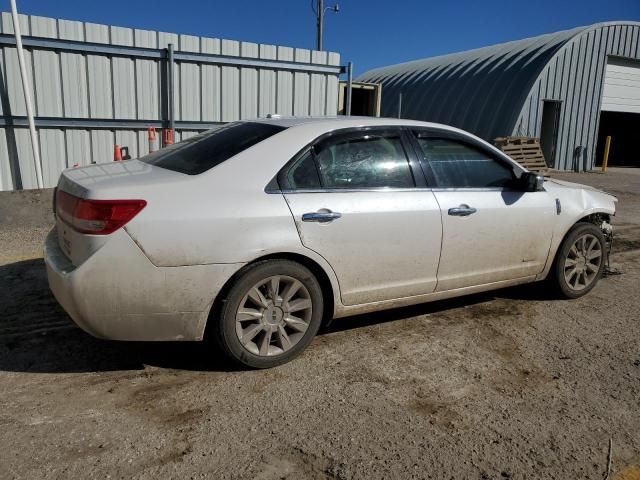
[[55, 190, 146, 235]]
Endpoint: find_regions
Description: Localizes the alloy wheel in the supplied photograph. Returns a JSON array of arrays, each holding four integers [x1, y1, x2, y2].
[[563, 233, 602, 291], [235, 275, 313, 356]]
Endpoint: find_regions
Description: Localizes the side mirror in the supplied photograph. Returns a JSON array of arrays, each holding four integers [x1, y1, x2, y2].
[[522, 172, 544, 192]]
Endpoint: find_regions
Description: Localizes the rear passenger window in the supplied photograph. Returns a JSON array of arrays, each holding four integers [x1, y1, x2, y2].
[[414, 136, 515, 188], [314, 134, 414, 189], [287, 150, 321, 190]]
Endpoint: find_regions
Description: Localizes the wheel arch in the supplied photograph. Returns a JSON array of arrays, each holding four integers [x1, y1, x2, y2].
[[540, 210, 612, 280], [204, 252, 338, 340], [538, 208, 613, 282]]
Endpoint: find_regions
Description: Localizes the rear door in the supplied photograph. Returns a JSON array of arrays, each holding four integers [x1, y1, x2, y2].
[[410, 130, 555, 291], [281, 128, 442, 306]]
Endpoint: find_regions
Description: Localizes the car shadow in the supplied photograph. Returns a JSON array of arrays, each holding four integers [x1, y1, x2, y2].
[[0, 258, 237, 374], [0, 258, 556, 374]]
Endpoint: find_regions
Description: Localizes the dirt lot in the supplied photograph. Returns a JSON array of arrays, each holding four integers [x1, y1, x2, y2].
[[1, 168, 639, 480]]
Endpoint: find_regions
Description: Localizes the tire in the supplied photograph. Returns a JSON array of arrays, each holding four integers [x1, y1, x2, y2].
[[550, 222, 606, 299], [211, 260, 324, 369]]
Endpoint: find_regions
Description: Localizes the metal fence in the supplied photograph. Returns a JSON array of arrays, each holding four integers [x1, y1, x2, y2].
[[0, 13, 343, 191]]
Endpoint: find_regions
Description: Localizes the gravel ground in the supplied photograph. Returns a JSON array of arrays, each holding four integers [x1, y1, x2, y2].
[[0, 169, 639, 480]]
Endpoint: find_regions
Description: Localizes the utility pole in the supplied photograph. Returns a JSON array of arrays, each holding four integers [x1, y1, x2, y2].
[[315, 0, 339, 51], [316, 0, 323, 51]]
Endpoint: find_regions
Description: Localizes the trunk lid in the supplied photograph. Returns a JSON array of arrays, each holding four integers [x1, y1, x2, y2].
[[54, 160, 186, 266]]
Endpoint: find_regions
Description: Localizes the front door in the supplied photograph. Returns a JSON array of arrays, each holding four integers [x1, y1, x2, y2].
[[281, 128, 442, 306], [410, 132, 555, 291]]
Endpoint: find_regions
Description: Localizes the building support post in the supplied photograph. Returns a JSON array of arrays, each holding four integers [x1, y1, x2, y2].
[[10, 0, 42, 189], [345, 61, 353, 116], [165, 43, 175, 146]]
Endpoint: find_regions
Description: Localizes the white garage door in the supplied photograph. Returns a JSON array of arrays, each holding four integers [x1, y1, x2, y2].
[[601, 57, 640, 113]]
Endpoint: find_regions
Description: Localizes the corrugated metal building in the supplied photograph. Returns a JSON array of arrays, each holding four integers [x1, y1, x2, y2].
[[0, 13, 342, 191], [358, 21, 640, 171]]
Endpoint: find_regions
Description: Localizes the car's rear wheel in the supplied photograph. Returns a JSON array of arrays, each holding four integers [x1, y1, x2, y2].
[[212, 260, 324, 369], [551, 223, 606, 299]]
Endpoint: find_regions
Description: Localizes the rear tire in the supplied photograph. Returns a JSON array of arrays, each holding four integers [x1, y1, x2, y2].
[[211, 260, 324, 369], [550, 222, 606, 299]]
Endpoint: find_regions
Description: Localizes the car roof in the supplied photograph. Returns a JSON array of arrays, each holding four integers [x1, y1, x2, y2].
[[249, 115, 526, 175], [251, 115, 462, 132]]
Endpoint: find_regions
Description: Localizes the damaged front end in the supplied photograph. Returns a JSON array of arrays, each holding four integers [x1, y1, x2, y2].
[[587, 213, 615, 274]]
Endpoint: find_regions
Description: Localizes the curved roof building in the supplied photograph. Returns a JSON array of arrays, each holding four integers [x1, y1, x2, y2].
[[357, 22, 640, 170]]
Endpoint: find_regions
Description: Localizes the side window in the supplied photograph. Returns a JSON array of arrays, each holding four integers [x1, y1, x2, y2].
[[414, 135, 515, 188], [314, 134, 414, 189], [287, 150, 321, 190]]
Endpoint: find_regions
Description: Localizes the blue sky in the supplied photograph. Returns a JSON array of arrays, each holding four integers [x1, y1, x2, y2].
[[4, 0, 639, 74]]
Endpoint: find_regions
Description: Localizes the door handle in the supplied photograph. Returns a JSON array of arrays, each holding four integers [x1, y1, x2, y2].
[[302, 210, 342, 223], [448, 204, 477, 216]]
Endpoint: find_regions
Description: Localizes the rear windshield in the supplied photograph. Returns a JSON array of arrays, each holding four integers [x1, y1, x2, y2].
[[139, 122, 286, 175]]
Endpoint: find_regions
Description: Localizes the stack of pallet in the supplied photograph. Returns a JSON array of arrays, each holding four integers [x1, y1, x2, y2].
[[494, 137, 549, 173]]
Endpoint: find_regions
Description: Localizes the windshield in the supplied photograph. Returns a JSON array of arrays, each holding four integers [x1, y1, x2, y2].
[[139, 122, 286, 175]]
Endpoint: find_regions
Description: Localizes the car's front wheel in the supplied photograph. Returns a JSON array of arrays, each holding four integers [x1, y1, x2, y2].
[[212, 260, 324, 369], [550, 222, 606, 299]]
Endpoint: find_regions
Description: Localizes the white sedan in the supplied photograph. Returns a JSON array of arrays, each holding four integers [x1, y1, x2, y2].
[[45, 117, 616, 368]]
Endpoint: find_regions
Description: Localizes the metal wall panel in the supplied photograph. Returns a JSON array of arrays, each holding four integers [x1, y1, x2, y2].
[[59, 20, 89, 118], [0, 13, 342, 190], [310, 50, 327, 115], [134, 29, 159, 120], [90, 130, 115, 165], [294, 48, 311, 116], [221, 39, 240, 122], [179, 34, 201, 121], [3, 47, 33, 116], [277, 46, 294, 116], [15, 128, 36, 188], [39, 128, 66, 185], [201, 37, 221, 122], [0, 128, 11, 190], [85, 22, 112, 119], [65, 130, 91, 168], [240, 42, 259, 119], [258, 44, 277, 117]]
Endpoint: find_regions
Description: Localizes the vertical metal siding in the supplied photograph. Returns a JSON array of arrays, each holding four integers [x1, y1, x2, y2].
[[294, 48, 311, 116], [221, 39, 240, 122], [240, 42, 259, 119], [134, 29, 159, 122], [0, 128, 12, 190], [276, 46, 294, 116], [258, 44, 277, 117], [0, 13, 342, 190], [201, 37, 221, 122], [179, 34, 201, 121]]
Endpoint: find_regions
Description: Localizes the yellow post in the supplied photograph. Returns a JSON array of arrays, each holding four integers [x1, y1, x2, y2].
[[602, 135, 611, 173]]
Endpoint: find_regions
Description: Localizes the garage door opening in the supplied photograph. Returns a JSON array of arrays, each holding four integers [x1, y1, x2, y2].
[[596, 57, 640, 167], [596, 111, 640, 167]]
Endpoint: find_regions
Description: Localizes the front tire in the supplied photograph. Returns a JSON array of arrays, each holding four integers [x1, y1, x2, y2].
[[550, 222, 606, 299], [212, 260, 324, 369]]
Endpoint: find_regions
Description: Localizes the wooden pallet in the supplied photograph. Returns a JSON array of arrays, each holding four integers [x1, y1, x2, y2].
[[494, 136, 549, 173]]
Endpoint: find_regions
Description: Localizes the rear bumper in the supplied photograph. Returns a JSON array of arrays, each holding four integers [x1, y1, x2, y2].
[[44, 228, 243, 341]]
